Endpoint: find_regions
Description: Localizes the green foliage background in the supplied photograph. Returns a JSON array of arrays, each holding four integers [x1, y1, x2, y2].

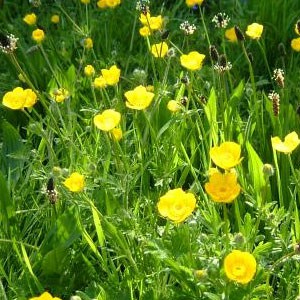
[[1, 0, 300, 299]]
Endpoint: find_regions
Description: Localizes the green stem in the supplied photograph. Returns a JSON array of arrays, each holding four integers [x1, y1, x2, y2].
[[272, 149, 284, 207], [223, 204, 229, 251]]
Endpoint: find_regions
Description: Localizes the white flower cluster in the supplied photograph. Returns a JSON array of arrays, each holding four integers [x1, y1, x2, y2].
[[272, 68, 285, 88], [212, 12, 230, 28], [136, 0, 150, 12], [213, 61, 232, 73], [0, 33, 18, 54], [180, 21, 197, 35]]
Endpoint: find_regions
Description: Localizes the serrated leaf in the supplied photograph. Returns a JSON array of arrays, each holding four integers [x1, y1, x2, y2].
[[253, 242, 273, 256]]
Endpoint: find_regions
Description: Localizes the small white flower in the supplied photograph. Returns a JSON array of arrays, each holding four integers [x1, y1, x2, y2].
[[0, 33, 18, 54], [212, 12, 230, 28], [180, 21, 197, 35]]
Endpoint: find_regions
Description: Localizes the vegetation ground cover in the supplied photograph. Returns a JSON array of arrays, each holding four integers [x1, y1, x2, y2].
[[1, 0, 300, 299]]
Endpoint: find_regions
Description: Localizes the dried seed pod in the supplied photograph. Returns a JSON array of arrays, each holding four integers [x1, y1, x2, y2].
[[268, 91, 280, 117], [209, 45, 219, 62], [180, 96, 188, 106], [47, 177, 58, 204], [161, 30, 170, 40], [234, 25, 245, 41]]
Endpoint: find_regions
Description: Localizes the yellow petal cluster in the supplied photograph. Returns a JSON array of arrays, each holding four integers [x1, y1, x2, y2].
[[245, 23, 263, 39], [93, 109, 121, 131], [110, 128, 123, 141], [63, 172, 85, 192], [84, 37, 93, 49], [101, 65, 121, 85], [32, 29, 45, 43], [186, 0, 204, 7], [271, 131, 300, 154], [291, 37, 300, 52], [139, 13, 163, 36], [2, 87, 37, 110], [180, 51, 205, 71], [50, 88, 69, 103], [157, 188, 196, 223], [124, 85, 154, 110], [167, 100, 181, 112], [97, 0, 121, 8], [94, 76, 107, 89], [81, 0, 90, 4], [224, 250, 257, 284], [84, 65, 95, 77], [30, 291, 61, 300], [204, 171, 241, 203], [225, 27, 238, 42], [23, 13, 37, 25], [50, 15, 60, 24], [151, 42, 169, 58], [210, 142, 242, 170]]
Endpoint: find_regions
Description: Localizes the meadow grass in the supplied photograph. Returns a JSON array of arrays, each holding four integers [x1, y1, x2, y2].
[[1, 0, 300, 299]]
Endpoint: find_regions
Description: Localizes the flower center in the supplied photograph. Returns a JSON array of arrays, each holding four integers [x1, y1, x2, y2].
[[232, 265, 246, 276]]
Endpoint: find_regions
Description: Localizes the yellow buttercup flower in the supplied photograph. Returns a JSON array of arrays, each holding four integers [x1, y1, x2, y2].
[[81, 0, 90, 4], [110, 128, 123, 141], [32, 29, 45, 43], [225, 27, 238, 42], [84, 37, 93, 49], [146, 85, 154, 92], [157, 188, 196, 223], [94, 76, 107, 89], [224, 250, 257, 284], [291, 37, 300, 52], [50, 88, 69, 103], [2, 87, 37, 110], [180, 51, 205, 71], [245, 23, 263, 39], [139, 13, 163, 31], [124, 85, 155, 110], [186, 0, 203, 7], [2, 87, 26, 110], [151, 42, 169, 58], [101, 65, 121, 85], [23, 89, 38, 107], [84, 65, 95, 77], [204, 171, 241, 203], [271, 131, 300, 154], [23, 13, 37, 25], [210, 142, 242, 170], [167, 100, 181, 112], [106, 0, 121, 7], [97, 0, 121, 8], [51, 14, 60, 24], [30, 291, 61, 300], [63, 172, 85, 192], [139, 26, 151, 37], [94, 109, 121, 131]]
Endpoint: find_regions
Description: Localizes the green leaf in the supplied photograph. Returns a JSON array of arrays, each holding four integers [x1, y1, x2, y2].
[[91, 205, 105, 248], [246, 142, 269, 205], [253, 242, 273, 256], [40, 206, 81, 255], [1, 120, 26, 185], [41, 248, 69, 275], [0, 170, 15, 235], [204, 87, 218, 145]]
